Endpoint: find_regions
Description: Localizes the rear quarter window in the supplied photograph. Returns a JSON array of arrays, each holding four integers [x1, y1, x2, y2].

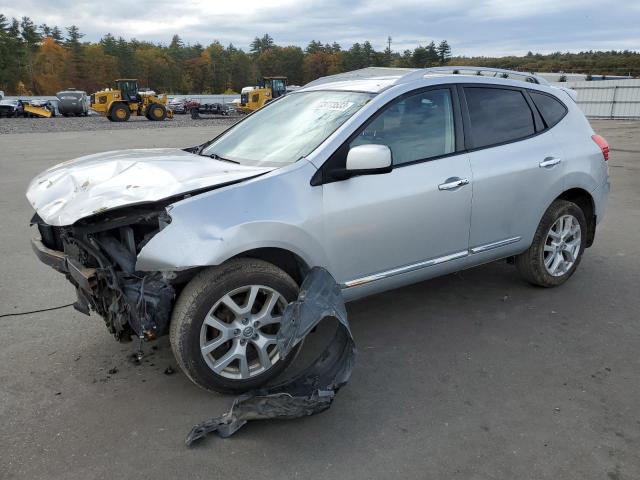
[[529, 91, 567, 128], [464, 87, 535, 149]]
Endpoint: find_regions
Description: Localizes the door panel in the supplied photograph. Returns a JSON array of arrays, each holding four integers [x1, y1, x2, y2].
[[461, 86, 566, 255], [322, 154, 472, 285], [467, 130, 565, 252]]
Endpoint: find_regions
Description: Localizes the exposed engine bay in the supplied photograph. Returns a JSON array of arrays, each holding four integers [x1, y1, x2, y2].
[[32, 205, 183, 342]]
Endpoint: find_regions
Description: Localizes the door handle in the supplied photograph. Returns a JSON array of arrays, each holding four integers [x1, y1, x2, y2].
[[438, 177, 470, 191], [539, 157, 562, 168]]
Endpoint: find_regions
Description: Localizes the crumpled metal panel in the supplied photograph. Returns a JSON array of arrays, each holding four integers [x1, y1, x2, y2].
[[185, 267, 355, 446], [25, 148, 274, 226]]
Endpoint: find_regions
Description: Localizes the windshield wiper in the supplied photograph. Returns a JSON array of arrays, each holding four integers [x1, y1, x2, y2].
[[206, 153, 240, 164]]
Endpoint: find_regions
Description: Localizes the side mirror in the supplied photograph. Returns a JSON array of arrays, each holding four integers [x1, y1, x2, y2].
[[332, 144, 393, 180]]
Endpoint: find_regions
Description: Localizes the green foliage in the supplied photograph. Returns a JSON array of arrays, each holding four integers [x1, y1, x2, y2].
[[2, 14, 638, 96]]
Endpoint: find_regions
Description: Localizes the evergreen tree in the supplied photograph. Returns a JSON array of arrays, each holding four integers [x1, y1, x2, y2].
[[51, 26, 63, 43], [64, 25, 87, 89], [20, 16, 41, 51], [305, 40, 324, 54], [437, 40, 451, 64], [250, 33, 274, 55]]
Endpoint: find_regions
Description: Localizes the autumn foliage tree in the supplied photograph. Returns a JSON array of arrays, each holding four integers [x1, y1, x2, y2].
[[32, 36, 69, 93]]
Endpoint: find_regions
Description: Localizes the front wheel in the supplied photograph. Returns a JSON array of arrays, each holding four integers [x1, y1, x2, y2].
[[147, 103, 167, 121], [109, 103, 130, 122], [169, 259, 300, 393], [516, 199, 587, 287]]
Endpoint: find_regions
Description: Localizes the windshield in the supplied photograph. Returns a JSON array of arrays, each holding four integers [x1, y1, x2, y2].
[[202, 90, 373, 167]]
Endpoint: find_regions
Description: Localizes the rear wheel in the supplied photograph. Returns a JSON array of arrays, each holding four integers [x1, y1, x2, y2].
[[147, 103, 167, 121], [109, 103, 130, 122], [516, 200, 586, 287], [170, 258, 300, 393]]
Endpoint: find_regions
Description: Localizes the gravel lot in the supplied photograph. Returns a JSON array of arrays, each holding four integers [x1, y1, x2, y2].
[[0, 120, 639, 479], [0, 112, 240, 135]]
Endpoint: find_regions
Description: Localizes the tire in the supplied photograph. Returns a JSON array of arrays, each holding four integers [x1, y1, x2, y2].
[[170, 258, 301, 393], [109, 103, 130, 122], [147, 103, 167, 121], [516, 199, 587, 287]]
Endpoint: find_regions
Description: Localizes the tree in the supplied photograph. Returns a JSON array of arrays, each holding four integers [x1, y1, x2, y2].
[[20, 17, 41, 92], [227, 46, 256, 92], [39, 23, 51, 37], [33, 37, 69, 93], [0, 14, 16, 90], [278, 46, 305, 85], [305, 40, 324, 54], [437, 40, 451, 64], [303, 51, 341, 82], [20, 16, 41, 51], [64, 25, 86, 90], [82, 44, 119, 93], [51, 26, 63, 43], [250, 33, 274, 55], [184, 51, 213, 93]]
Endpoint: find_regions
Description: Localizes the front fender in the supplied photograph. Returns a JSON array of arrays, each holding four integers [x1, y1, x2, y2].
[[136, 160, 327, 271]]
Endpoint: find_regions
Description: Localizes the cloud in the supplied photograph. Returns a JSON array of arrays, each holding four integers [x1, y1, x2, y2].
[[1, 0, 638, 56]]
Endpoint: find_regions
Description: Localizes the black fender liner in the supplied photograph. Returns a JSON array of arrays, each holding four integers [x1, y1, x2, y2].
[[185, 267, 355, 446]]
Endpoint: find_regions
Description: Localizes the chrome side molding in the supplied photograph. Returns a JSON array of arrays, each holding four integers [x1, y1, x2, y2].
[[342, 236, 522, 289], [469, 236, 521, 254], [342, 250, 468, 288]]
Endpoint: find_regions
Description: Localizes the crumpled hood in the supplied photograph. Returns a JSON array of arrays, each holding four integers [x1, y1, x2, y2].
[[26, 148, 274, 226]]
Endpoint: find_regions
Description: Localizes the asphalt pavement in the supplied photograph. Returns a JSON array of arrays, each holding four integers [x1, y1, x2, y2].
[[1, 120, 638, 479]]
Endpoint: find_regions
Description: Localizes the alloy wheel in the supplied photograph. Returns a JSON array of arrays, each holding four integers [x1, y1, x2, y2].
[[199, 285, 287, 380], [543, 214, 582, 277]]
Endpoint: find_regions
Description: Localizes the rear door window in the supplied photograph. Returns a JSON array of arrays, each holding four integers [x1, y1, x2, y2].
[[529, 91, 567, 128], [464, 87, 535, 148]]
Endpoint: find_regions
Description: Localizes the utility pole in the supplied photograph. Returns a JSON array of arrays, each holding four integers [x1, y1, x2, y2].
[[387, 36, 392, 67]]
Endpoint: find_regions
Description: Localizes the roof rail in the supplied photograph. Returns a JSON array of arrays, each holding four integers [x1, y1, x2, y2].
[[419, 66, 549, 85]]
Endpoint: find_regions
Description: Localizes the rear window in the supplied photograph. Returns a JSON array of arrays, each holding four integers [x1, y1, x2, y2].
[[530, 91, 567, 128], [464, 87, 535, 148]]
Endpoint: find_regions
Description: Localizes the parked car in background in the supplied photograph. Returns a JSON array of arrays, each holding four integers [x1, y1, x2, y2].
[[0, 99, 24, 117], [57, 90, 89, 116], [27, 67, 609, 394], [168, 97, 188, 114]]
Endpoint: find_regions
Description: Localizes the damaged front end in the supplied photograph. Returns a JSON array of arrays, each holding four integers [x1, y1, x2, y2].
[[31, 206, 179, 341]]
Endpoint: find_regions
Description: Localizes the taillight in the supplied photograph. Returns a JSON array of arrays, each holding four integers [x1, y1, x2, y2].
[[592, 134, 609, 161]]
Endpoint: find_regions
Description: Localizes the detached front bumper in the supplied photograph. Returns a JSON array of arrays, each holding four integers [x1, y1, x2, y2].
[[31, 235, 66, 272], [31, 229, 175, 340], [31, 235, 97, 292]]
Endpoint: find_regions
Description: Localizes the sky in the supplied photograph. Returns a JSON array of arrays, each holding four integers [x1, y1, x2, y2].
[[1, 0, 639, 56]]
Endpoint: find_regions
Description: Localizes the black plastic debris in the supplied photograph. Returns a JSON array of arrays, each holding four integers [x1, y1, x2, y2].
[[185, 267, 355, 446]]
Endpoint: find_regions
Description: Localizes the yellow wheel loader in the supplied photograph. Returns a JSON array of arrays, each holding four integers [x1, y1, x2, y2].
[[90, 79, 173, 122], [237, 76, 287, 114]]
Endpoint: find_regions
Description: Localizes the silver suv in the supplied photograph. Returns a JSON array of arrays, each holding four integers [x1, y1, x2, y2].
[[27, 67, 610, 393]]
